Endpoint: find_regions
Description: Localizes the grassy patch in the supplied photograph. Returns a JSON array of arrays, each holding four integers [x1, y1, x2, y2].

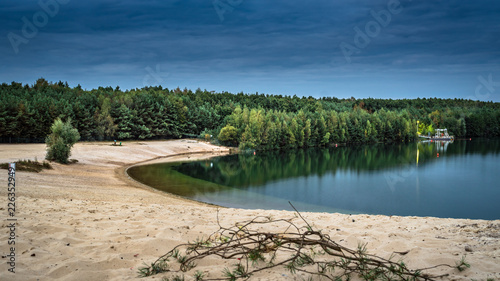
[[0, 159, 53, 173]]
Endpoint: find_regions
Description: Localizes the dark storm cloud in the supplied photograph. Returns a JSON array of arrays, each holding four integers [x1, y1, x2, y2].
[[1, 0, 499, 100], [334, 1, 500, 66]]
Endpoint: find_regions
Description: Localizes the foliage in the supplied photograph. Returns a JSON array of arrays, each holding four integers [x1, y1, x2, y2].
[[218, 125, 238, 146], [455, 256, 471, 272], [0, 159, 52, 173], [139, 205, 469, 280], [1, 79, 499, 148], [173, 140, 499, 188], [45, 118, 80, 164]]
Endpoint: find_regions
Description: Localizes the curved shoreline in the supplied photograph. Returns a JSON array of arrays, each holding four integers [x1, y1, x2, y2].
[[0, 140, 498, 281], [122, 151, 230, 209]]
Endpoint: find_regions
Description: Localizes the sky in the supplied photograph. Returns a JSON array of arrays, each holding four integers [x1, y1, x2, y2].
[[1, 0, 500, 101]]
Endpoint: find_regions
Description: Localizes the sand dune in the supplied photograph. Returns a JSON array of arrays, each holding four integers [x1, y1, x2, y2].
[[0, 140, 499, 280]]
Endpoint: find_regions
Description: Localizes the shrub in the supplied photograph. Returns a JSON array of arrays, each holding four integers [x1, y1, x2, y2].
[[45, 118, 80, 164], [218, 125, 238, 146]]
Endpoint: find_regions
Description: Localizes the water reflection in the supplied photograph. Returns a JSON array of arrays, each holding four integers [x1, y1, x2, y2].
[[173, 139, 499, 188], [128, 139, 500, 219]]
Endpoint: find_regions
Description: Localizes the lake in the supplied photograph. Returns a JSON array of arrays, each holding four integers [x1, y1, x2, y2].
[[127, 139, 500, 220]]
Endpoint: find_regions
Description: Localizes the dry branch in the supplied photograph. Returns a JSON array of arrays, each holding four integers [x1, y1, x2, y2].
[[139, 204, 469, 280]]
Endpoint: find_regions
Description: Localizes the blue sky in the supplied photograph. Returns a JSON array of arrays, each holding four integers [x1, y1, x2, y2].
[[1, 0, 500, 101]]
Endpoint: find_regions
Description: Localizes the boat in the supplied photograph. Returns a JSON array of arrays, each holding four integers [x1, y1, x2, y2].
[[419, 128, 454, 141], [432, 128, 454, 140]]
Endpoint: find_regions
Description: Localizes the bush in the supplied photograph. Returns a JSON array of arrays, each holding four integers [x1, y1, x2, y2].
[[218, 125, 238, 146], [45, 118, 80, 164], [0, 159, 52, 173]]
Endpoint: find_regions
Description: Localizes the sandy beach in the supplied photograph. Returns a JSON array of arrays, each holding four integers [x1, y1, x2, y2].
[[0, 140, 499, 281]]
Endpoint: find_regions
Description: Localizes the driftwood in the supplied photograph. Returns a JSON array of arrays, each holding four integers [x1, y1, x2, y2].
[[139, 203, 469, 280]]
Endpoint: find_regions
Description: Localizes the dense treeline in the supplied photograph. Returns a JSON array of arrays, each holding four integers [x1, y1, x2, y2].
[[1, 79, 499, 149], [175, 139, 500, 188]]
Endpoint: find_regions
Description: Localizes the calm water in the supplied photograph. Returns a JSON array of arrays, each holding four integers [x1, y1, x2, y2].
[[128, 139, 500, 220]]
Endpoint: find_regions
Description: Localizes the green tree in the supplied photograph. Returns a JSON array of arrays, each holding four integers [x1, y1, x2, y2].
[[322, 132, 331, 146], [45, 118, 80, 164], [218, 125, 238, 146], [112, 104, 134, 139], [304, 119, 312, 146], [94, 98, 117, 141], [1, 78, 499, 147], [240, 125, 256, 149], [429, 110, 442, 128]]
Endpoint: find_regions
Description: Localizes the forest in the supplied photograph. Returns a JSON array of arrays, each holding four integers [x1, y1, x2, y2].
[[175, 139, 500, 188], [1, 78, 499, 150]]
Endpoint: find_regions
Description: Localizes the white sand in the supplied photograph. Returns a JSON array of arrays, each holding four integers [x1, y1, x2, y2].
[[0, 140, 498, 281]]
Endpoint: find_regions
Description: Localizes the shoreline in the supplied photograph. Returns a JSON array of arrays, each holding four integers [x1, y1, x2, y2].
[[0, 140, 499, 280], [122, 151, 232, 209]]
